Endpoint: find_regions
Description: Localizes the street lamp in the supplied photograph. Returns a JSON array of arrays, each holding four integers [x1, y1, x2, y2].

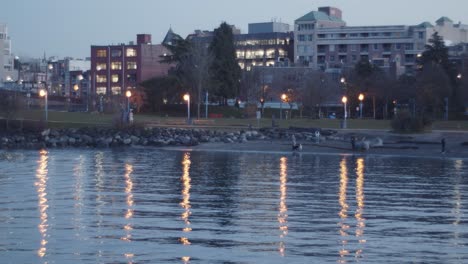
[[45, 64, 53, 93], [358, 93, 364, 119], [183, 93, 190, 124], [126, 90, 132, 113], [280, 93, 287, 120], [39, 89, 48, 122], [342, 96, 348, 129]]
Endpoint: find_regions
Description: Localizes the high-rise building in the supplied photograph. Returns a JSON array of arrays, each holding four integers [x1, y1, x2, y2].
[[0, 23, 16, 86], [90, 34, 171, 96], [294, 7, 468, 75]]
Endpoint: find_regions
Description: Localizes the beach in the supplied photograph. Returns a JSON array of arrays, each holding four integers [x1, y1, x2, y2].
[[189, 129, 468, 159]]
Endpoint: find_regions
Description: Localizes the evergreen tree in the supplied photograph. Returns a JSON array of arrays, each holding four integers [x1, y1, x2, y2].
[[209, 22, 242, 102]]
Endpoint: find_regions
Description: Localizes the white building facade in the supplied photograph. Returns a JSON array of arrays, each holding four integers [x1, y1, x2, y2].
[[0, 23, 16, 86], [294, 7, 468, 75]]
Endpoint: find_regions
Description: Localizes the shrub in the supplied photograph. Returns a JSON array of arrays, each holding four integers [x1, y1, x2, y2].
[[391, 110, 432, 133]]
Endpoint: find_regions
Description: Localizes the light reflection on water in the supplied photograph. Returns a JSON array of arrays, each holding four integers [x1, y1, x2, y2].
[[0, 149, 467, 263]]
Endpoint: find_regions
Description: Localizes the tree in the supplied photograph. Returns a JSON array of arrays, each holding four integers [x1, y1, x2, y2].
[[0, 91, 22, 130], [209, 22, 242, 103], [419, 32, 462, 113], [162, 34, 213, 118], [416, 63, 451, 118], [140, 76, 183, 112]]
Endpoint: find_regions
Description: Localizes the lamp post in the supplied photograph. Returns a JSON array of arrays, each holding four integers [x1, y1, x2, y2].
[[280, 93, 287, 120], [126, 90, 132, 113], [358, 93, 364, 119], [45, 64, 53, 93], [342, 96, 348, 129], [183, 93, 190, 124], [39, 89, 48, 122]]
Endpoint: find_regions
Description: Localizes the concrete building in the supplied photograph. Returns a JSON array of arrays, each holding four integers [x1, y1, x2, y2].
[[90, 34, 171, 96], [0, 24, 16, 86], [294, 7, 468, 75], [189, 22, 294, 71]]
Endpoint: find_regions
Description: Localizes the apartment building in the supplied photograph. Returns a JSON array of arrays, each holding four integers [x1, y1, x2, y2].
[[0, 23, 16, 86], [294, 7, 468, 75], [90, 34, 171, 96]]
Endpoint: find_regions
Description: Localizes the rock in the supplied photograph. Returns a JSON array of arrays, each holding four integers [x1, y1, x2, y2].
[[123, 138, 132, 145], [41, 129, 50, 137]]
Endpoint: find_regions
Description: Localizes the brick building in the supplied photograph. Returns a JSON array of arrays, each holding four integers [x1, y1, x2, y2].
[[90, 34, 171, 96]]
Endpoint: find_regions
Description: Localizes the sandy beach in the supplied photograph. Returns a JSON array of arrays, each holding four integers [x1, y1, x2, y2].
[[187, 129, 468, 159]]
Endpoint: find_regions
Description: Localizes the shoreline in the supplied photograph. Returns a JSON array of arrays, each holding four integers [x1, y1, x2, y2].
[[0, 127, 467, 160]]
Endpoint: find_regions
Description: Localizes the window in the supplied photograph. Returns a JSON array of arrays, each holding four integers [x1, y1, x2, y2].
[[298, 35, 305, 41], [127, 61, 137, 70], [96, 75, 107, 83], [373, 44, 379, 50], [96, 49, 107, 57], [405, 43, 414, 50], [298, 23, 314, 31], [111, 86, 121, 95], [308, 34, 313, 41], [396, 43, 402, 50], [330, 55, 335, 61], [126, 48, 137, 57], [112, 74, 120, 83], [350, 33, 358, 37], [96, 63, 107, 70], [111, 62, 122, 70], [111, 49, 122, 57], [96, 87, 106, 95], [352, 55, 357, 61], [308, 56, 313, 62], [317, 34, 326, 39], [127, 73, 137, 82]]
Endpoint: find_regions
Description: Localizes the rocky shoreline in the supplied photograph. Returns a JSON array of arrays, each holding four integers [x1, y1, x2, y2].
[[0, 126, 328, 149], [1, 126, 467, 159]]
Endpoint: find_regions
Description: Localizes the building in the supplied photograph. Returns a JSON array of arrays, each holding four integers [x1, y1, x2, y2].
[[188, 22, 294, 71], [0, 24, 16, 86], [294, 7, 468, 75], [90, 34, 171, 96]]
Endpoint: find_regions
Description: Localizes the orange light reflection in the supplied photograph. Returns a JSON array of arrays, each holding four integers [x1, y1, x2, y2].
[[180, 153, 192, 246], [338, 157, 349, 263], [355, 158, 366, 259], [35, 149, 49, 258], [278, 156, 288, 256]]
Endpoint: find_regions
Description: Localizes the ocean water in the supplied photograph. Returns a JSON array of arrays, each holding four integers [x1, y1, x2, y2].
[[0, 148, 467, 263]]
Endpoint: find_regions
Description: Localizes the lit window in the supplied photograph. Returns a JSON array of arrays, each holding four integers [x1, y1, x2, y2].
[[112, 86, 121, 95], [96, 63, 107, 70], [127, 61, 137, 70], [126, 48, 137, 57], [96, 75, 107, 83], [111, 49, 122, 57], [96, 87, 106, 95], [111, 62, 122, 70], [112, 74, 119, 83], [97, 49, 107, 57]]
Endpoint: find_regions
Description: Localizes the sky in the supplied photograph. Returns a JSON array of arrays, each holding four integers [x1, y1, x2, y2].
[[1, 0, 467, 60]]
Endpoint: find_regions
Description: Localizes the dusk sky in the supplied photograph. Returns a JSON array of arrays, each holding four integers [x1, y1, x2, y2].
[[2, 0, 467, 59]]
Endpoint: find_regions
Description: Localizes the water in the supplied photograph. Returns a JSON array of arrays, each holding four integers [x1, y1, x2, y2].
[[0, 148, 467, 264]]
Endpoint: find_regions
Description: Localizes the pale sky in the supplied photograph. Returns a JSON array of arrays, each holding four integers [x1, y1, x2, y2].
[[1, 0, 467, 59]]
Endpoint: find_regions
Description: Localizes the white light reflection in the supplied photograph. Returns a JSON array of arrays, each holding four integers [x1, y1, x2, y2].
[[73, 155, 85, 239], [452, 159, 463, 244], [35, 149, 49, 258], [121, 163, 135, 262], [179, 152, 192, 247], [94, 152, 105, 259], [355, 158, 366, 259], [338, 157, 349, 263], [278, 156, 288, 256]]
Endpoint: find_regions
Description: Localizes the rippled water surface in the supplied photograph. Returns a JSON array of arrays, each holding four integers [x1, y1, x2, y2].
[[0, 148, 467, 263]]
